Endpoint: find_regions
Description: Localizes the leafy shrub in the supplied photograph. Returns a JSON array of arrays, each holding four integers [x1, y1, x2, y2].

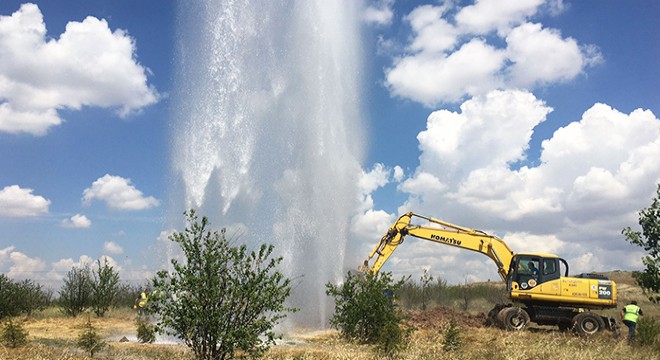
[[151, 210, 295, 360], [636, 317, 660, 347], [326, 270, 411, 354], [136, 319, 156, 344], [1, 319, 29, 348], [77, 317, 106, 358]]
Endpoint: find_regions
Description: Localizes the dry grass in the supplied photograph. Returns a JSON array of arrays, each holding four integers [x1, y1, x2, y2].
[[3, 316, 659, 360], [265, 327, 660, 360], [2, 274, 659, 360]]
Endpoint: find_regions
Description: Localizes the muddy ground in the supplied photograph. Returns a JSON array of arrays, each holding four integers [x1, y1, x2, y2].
[[406, 306, 487, 329]]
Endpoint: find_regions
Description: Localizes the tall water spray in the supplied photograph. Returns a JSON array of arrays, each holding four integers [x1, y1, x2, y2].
[[169, 1, 365, 328]]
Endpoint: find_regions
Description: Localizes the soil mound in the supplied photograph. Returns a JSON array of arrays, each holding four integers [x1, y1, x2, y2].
[[407, 306, 486, 329]]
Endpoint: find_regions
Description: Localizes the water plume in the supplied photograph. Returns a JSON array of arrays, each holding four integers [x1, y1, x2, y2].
[[169, 0, 365, 328]]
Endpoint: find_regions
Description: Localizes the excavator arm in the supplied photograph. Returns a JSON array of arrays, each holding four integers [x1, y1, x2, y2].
[[365, 212, 515, 282]]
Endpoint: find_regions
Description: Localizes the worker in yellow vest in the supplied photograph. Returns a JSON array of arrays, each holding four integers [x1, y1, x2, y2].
[[133, 289, 150, 320], [620, 300, 643, 343]]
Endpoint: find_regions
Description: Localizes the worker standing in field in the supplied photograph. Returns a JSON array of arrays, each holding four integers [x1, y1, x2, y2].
[[134, 289, 150, 320], [621, 300, 643, 343]]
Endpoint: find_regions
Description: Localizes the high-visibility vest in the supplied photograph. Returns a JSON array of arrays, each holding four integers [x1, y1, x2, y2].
[[138, 292, 148, 308], [623, 304, 641, 323]]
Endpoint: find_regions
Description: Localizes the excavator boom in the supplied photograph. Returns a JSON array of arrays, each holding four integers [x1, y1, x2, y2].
[[366, 212, 515, 281]]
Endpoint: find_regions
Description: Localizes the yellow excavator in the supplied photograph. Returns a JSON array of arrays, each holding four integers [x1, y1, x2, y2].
[[364, 212, 619, 335]]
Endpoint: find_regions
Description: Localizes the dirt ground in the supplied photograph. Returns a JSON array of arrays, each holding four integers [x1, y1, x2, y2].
[[407, 306, 487, 329]]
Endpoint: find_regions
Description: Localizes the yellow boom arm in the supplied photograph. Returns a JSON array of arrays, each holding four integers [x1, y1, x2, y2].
[[365, 212, 515, 281]]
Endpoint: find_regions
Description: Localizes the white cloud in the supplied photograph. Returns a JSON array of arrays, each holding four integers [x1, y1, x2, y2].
[[383, 2, 600, 106], [61, 214, 92, 228], [506, 23, 599, 87], [392, 166, 404, 182], [416, 90, 552, 182], [351, 209, 395, 242], [503, 232, 566, 255], [7, 251, 47, 280], [406, 5, 457, 54], [455, 0, 543, 34], [356, 163, 393, 212], [363, 0, 394, 26], [0, 185, 50, 217], [382, 94, 659, 283], [51, 255, 94, 272], [386, 38, 506, 105], [0, 3, 159, 135], [82, 174, 160, 210], [103, 241, 124, 255], [0, 246, 15, 268], [399, 172, 446, 196]]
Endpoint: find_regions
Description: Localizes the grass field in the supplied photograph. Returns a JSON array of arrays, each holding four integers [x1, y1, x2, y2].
[[3, 307, 658, 359], [2, 271, 658, 359]]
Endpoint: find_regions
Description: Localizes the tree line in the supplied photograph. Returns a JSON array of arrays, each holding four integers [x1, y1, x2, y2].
[[0, 258, 143, 320]]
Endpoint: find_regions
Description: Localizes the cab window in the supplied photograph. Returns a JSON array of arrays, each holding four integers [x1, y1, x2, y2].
[[543, 259, 557, 275]]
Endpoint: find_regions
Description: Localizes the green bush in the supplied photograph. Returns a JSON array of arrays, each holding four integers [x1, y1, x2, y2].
[[636, 317, 660, 347], [136, 319, 156, 343], [326, 270, 411, 354], [151, 210, 295, 360], [1, 319, 29, 348], [442, 319, 462, 352]]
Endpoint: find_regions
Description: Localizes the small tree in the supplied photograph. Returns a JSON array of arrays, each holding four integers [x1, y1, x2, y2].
[[1, 320, 29, 348], [420, 268, 434, 311], [151, 210, 295, 360], [91, 258, 121, 317], [59, 264, 93, 317], [622, 184, 660, 302], [326, 271, 410, 348], [460, 279, 472, 311], [0, 274, 20, 319], [442, 320, 462, 352], [77, 317, 106, 358]]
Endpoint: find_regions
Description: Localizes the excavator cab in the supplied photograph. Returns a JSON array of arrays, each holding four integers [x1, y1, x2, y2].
[[508, 254, 568, 292]]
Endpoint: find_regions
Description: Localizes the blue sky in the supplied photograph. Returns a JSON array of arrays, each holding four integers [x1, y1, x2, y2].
[[0, 0, 659, 289]]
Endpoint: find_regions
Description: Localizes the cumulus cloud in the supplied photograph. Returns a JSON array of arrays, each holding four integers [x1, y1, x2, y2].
[[0, 185, 50, 217], [506, 23, 600, 87], [355, 163, 394, 212], [455, 0, 543, 34], [7, 251, 47, 280], [387, 38, 506, 105], [0, 249, 47, 281], [103, 241, 124, 255], [383, 1, 600, 106], [385, 91, 659, 283], [61, 214, 92, 228], [363, 0, 394, 26], [82, 174, 160, 210], [0, 3, 159, 135]]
